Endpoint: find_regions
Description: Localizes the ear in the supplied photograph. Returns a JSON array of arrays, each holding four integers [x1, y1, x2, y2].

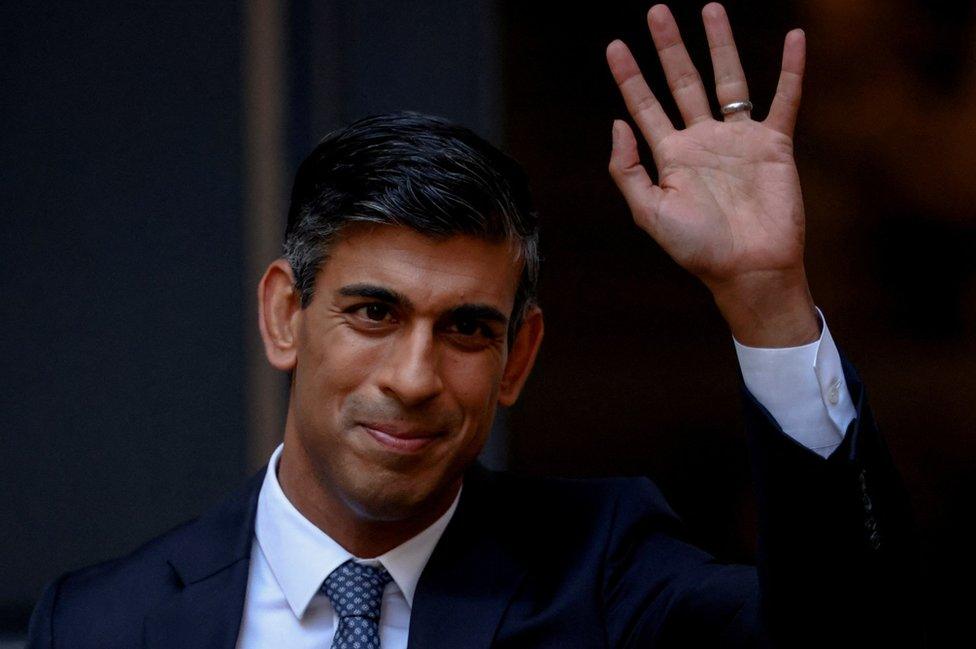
[[258, 258, 302, 372], [498, 305, 544, 406]]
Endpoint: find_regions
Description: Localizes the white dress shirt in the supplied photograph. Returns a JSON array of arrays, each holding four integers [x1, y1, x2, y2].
[[235, 309, 856, 648], [734, 307, 857, 458], [235, 442, 460, 649]]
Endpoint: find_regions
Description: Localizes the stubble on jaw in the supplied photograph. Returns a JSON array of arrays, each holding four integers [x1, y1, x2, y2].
[[277, 412, 475, 557]]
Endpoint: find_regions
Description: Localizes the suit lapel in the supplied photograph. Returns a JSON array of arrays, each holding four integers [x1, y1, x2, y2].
[[143, 466, 266, 649], [408, 463, 526, 649], [142, 460, 525, 648]]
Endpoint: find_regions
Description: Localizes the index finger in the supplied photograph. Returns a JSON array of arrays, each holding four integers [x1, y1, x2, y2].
[[606, 39, 676, 149]]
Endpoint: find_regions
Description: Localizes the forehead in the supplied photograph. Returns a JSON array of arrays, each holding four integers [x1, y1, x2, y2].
[[317, 224, 522, 312]]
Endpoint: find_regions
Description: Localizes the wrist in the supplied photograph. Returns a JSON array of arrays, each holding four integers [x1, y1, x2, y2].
[[709, 268, 820, 347]]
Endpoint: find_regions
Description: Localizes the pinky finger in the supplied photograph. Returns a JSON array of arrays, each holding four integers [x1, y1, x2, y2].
[[765, 28, 805, 138], [608, 119, 664, 235]]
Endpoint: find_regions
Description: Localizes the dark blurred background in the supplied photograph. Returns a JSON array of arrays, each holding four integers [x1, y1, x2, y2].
[[2, 0, 973, 646]]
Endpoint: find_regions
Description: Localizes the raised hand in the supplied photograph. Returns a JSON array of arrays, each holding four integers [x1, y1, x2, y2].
[[607, 3, 820, 347]]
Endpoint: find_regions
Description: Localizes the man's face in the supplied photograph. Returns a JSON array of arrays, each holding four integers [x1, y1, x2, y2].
[[287, 224, 529, 521]]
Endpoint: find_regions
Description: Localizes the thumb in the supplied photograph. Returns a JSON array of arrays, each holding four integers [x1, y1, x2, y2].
[[609, 119, 664, 235]]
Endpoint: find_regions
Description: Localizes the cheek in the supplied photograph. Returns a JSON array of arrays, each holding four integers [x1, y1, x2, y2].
[[442, 352, 505, 419], [297, 329, 384, 419]]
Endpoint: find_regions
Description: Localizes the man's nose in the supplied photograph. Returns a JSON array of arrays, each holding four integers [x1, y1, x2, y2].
[[376, 325, 444, 407]]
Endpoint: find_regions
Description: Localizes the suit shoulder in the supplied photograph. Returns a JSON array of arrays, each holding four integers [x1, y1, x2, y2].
[[32, 468, 264, 648], [36, 515, 199, 647], [59, 514, 197, 597], [473, 467, 681, 531]]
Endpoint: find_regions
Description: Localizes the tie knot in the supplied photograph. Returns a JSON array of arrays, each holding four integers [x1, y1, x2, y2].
[[321, 559, 393, 620]]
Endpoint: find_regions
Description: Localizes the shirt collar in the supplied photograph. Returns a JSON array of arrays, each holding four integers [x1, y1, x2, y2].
[[254, 443, 461, 619]]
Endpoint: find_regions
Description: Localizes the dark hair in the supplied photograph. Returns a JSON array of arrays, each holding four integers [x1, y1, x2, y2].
[[283, 110, 540, 342]]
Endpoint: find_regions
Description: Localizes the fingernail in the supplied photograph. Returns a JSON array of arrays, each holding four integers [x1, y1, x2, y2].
[[611, 120, 621, 147]]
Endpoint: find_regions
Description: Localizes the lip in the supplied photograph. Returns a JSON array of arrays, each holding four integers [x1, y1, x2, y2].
[[359, 422, 444, 454]]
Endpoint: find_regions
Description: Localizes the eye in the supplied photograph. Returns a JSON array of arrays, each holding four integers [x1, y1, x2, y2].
[[346, 302, 395, 326], [447, 316, 501, 343], [361, 303, 390, 322], [453, 317, 481, 336]]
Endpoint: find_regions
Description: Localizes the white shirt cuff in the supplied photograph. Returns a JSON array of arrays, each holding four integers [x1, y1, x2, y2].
[[733, 307, 857, 459]]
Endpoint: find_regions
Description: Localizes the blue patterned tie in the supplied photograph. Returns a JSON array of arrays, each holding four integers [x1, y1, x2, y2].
[[321, 559, 393, 649]]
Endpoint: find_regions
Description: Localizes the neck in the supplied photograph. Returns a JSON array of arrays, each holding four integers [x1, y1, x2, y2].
[[276, 437, 460, 558]]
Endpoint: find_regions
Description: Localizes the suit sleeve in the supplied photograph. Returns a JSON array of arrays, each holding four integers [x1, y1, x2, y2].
[[601, 477, 766, 648], [741, 351, 924, 647], [604, 353, 923, 648]]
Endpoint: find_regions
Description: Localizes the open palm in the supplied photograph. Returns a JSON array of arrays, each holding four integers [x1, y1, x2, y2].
[[607, 3, 808, 292]]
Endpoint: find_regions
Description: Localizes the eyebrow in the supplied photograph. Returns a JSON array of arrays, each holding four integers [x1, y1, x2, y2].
[[336, 283, 508, 325], [337, 283, 413, 309], [449, 304, 508, 326]]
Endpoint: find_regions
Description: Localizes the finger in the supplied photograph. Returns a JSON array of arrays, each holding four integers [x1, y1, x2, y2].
[[647, 4, 713, 127], [765, 28, 805, 137], [606, 39, 676, 149], [608, 119, 664, 235], [701, 2, 751, 122]]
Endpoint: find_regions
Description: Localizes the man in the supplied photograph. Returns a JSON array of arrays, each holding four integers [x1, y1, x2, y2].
[[27, 3, 921, 648]]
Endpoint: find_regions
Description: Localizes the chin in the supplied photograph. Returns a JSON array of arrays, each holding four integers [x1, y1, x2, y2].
[[347, 481, 439, 522], [342, 463, 455, 523]]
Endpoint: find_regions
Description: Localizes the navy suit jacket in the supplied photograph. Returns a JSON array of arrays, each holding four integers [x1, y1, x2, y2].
[[27, 356, 923, 648]]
